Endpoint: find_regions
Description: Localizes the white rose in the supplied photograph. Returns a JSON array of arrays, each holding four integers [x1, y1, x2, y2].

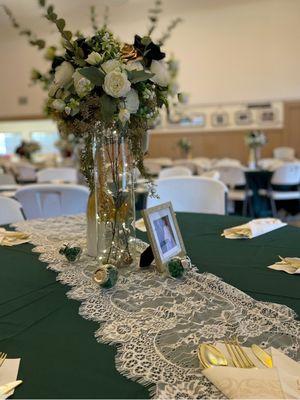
[[101, 59, 121, 74], [125, 61, 143, 72], [51, 99, 66, 111], [54, 61, 74, 87], [86, 51, 103, 66], [103, 70, 131, 98], [118, 108, 130, 125], [73, 71, 94, 98], [150, 60, 170, 87], [125, 89, 139, 113]]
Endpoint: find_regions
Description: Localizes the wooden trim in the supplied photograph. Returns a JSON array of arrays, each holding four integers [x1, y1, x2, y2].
[[0, 114, 46, 122]]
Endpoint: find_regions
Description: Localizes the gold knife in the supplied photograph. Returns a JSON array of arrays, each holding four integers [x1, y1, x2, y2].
[[0, 380, 23, 396], [251, 344, 273, 368]]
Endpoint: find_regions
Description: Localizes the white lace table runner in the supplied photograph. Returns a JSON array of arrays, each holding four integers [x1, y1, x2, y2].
[[14, 215, 300, 399]]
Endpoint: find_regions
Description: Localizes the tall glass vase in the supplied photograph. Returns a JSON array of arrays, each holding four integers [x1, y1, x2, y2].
[[94, 125, 136, 267], [248, 147, 260, 169]]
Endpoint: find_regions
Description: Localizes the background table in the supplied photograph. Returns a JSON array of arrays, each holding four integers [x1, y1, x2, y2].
[[0, 213, 299, 398]]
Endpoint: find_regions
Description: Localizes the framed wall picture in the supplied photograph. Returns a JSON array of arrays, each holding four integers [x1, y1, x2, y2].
[[258, 108, 278, 123], [142, 202, 186, 273], [211, 112, 229, 127], [235, 110, 253, 125]]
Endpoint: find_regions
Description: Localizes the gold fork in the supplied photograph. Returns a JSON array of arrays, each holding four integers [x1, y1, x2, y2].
[[0, 352, 7, 368]]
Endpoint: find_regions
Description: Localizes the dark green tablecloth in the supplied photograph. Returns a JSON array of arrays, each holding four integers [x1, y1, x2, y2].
[[0, 213, 299, 398]]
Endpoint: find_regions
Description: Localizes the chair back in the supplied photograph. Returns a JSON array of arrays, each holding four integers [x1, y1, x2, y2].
[[213, 158, 242, 168], [200, 170, 220, 180], [271, 163, 300, 185], [0, 197, 24, 224], [159, 166, 192, 179], [273, 147, 295, 161], [17, 165, 37, 182], [15, 184, 89, 219], [213, 166, 246, 188], [37, 168, 77, 183], [172, 159, 196, 173], [0, 173, 16, 185], [144, 160, 162, 176], [147, 177, 228, 215]]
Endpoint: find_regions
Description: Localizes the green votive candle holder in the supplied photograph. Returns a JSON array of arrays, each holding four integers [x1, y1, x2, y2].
[[93, 264, 118, 288], [59, 244, 82, 262]]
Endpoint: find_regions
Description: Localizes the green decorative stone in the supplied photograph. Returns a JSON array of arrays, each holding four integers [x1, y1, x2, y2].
[[93, 264, 118, 288], [59, 244, 82, 262], [167, 257, 185, 278]]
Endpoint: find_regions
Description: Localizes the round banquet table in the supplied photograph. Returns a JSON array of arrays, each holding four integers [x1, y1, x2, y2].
[[0, 213, 299, 399]]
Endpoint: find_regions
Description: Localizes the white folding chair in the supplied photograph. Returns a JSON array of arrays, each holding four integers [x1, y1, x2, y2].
[[37, 168, 77, 183], [213, 166, 251, 216], [0, 197, 24, 224], [172, 159, 196, 174], [259, 163, 300, 216], [147, 177, 228, 215], [273, 147, 295, 161], [213, 158, 242, 168], [17, 165, 37, 182], [258, 158, 284, 171], [159, 166, 192, 179], [144, 160, 162, 176], [200, 170, 220, 180], [15, 184, 89, 219], [0, 173, 16, 185]]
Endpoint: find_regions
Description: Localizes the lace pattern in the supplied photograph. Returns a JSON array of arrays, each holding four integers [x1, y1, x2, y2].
[[14, 215, 300, 399]]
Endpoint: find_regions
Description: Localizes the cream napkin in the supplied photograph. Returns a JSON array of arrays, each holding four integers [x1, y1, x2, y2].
[[202, 344, 300, 399], [0, 228, 30, 246], [0, 358, 21, 399], [134, 218, 147, 232], [268, 256, 300, 274], [222, 218, 286, 239]]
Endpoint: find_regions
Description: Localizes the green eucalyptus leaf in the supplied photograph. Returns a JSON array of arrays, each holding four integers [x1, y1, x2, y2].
[[38, 0, 46, 6], [99, 94, 117, 122], [36, 39, 46, 49], [47, 5, 54, 14], [128, 70, 154, 84], [141, 36, 151, 46], [63, 30, 72, 41], [56, 18, 65, 31], [80, 67, 104, 86]]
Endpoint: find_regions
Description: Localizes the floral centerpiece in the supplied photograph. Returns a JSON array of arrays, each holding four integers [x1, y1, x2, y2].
[[4, 0, 182, 264], [15, 141, 41, 161], [177, 137, 192, 158], [245, 130, 267, 169]]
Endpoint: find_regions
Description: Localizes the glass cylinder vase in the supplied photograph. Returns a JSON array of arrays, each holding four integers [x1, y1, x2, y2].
[[94, 125, 136, 268], [248, 147, 260, 169]]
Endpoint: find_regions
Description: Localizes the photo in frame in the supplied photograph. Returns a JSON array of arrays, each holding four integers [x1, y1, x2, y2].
[[142, 202, 186, 273]]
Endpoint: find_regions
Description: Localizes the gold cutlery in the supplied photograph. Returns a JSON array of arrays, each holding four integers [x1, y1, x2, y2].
[[198, 344, 228, 368], [251, 344, 273, 368], [0, 380, 23, 396], [224, 339, 256, 368], [0, 352, 7, 368]]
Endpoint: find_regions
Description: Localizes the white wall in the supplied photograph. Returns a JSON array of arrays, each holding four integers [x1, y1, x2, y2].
[[0, 0, 300, 118]]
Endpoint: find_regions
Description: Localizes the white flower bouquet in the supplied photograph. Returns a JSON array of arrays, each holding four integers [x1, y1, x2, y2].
[[245, 130, 267, 149]]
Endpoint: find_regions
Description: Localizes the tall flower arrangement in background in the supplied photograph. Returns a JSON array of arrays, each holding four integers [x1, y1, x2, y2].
[[245, 130, 267, 169], [3, 0, 183, 187], [3, 0, 184, 263]]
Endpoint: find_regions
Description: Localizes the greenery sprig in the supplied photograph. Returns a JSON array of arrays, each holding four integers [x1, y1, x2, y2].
[[90, 6, 98, 32], [158, 17, 183, 45], [1, 4, 46, 49], [147, 0, 163, 36]]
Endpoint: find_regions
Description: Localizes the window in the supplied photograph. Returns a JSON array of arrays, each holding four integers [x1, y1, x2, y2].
[[0, 132, 22, 155], [30, 131, 60, 154]]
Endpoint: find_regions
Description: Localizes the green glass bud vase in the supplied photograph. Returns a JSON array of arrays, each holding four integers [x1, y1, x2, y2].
[[59, 244, 82, 262], [93, 264, 118, 288], [167, 257, 186, 278]]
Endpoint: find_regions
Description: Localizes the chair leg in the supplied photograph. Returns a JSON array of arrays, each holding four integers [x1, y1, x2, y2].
[[270, 196, 277, 217], [242, 197, 247, 217]]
